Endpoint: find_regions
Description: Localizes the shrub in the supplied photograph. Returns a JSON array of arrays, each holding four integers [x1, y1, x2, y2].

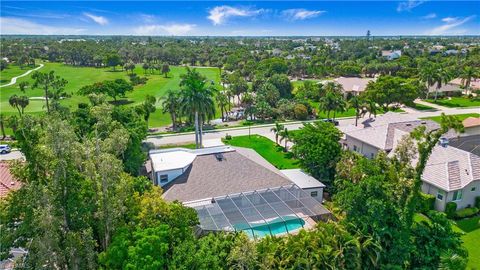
[[294, 104, 308, 120], [225, 134, 232, 140], [445, 202, 457, 219], [418, 193, 436, 214], [455, 207, 479, 219], [475, 196, 480, 209]]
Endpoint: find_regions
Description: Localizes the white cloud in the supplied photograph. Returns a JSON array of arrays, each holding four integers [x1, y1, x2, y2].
[[428, 15, 476, 35], [133, 23, 196, 36], [0, 17, 85, 35], [441, 17, 457, 23], [83, 12, 108, 25], [422, 13, 437, 19], [207, 6, 264, 25], [397, 0, 425, 12], [282, 9, 325, 21]]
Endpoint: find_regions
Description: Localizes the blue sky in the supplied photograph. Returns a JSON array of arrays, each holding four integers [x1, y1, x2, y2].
[[0, 1, 479, 36]]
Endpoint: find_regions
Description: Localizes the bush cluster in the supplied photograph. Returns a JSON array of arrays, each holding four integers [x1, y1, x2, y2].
[[455, 207, 479, 219], [445, 202, 457, 219], [418, 193, 436, 214]]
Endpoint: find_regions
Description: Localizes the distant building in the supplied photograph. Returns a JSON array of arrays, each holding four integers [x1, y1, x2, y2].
[[381, 50, 402, 60], [321, 77, 375, 96]]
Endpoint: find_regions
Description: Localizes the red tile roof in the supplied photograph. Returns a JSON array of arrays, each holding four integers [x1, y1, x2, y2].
[[0, 162, 21, 198]]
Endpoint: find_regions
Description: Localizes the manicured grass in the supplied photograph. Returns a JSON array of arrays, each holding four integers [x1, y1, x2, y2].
[[425, 97, 480, 108], [0, 64, 37, 84], [421, 113, 480, 124], [462, 227, 480, 269], [410, 103, 436, 111], [223, 135, 299, 169], [0, 62, 220, 128], [415, 213, 479, 269], [158, 143, 197, 150]]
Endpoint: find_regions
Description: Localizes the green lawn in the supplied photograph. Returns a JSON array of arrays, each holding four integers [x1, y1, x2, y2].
[[410, 103, 437, 111], [0, 62, 220, 128], [415, 213, 480, 269], [0, 64, 37, 84], [425, 97, 480, 108], [223, 134, 299, 169], [421, 113, 480, 124], [455, 217, 480, 269]]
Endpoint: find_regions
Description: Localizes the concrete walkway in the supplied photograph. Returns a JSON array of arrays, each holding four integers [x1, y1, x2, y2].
[[414, 99, 450, 111], [0, 64, 44, 88]]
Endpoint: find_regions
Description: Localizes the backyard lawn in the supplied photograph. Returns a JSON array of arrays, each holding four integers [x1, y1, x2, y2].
[[421, 113, 480, 124], [425, 97, 480, 108], [0, 62, 220, 128], [223, 135, 299, 169], [415, 213, 480, 269]]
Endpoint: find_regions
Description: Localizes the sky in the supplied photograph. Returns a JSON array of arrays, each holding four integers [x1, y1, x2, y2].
[[0, 1, 479, 36]]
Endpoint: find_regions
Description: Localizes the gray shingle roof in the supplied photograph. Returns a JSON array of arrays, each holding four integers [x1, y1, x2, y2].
[[161, 148, 293, 202]]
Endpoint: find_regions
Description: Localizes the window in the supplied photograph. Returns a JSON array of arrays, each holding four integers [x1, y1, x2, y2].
[[472, 187, 477, 192], [437, 191, 444, 201], [310, 191, 318, 197], [453, 190, 463, 201], [160, 174, 168, 183], [370, 153, 374, 159], [353, 145, 358, 152]]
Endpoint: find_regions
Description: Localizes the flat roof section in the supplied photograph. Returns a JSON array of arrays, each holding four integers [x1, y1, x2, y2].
[[280, 169, 325, 189]]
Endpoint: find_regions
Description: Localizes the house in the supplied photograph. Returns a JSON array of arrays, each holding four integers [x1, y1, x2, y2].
[[0, 162, 22, 198], [428, 82, 463, 96], [321, 77, 375, 97], [381, 50, 402, 60], [149, 146, 330, 238], [450, 78, 480, 90], [462, 117, 480, 136], [343, 112, 480, 211]]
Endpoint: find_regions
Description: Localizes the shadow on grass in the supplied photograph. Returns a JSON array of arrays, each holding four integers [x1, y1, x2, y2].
[[455, 216, 480, 233], [108, 99, 134, 106]]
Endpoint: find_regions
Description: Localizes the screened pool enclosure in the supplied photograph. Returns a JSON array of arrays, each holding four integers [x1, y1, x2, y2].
[[185, 184, 331, 239]]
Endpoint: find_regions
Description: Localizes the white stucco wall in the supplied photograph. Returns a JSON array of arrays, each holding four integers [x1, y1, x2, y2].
[[345, 135, 380, 159], [422, 180, 480, 211], [303, 187, 324, 202], [462, 126, 480, 137], [154, 164, 190, 187]]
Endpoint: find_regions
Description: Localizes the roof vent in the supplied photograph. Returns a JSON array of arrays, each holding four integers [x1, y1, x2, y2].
[[439, 137, 449, 147], [465, 169, 469, 175], [10, 181, 15, 186], [215, 153, 224, 161], [406, 123, 412, 126], [421, 121, 427, 124], [211, 198, 216, 204]]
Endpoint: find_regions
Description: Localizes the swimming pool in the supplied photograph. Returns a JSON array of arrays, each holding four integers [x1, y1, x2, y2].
[[235, 217, 305, 238]]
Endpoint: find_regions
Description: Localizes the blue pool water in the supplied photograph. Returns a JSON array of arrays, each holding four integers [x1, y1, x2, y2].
[[235, 217, 305, 238]]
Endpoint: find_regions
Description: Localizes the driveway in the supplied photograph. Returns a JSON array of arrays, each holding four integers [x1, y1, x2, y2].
[[0, 150, 24, 161]]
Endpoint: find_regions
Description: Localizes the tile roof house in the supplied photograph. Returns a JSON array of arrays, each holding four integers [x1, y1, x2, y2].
[[343, 112, 479, 211], [462, 117, 480, 136], [0, 162, 22, 198], [320, 77, 375, 96]]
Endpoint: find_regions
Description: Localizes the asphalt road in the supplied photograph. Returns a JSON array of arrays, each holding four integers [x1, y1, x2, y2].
[[145, 106, 480, 147]]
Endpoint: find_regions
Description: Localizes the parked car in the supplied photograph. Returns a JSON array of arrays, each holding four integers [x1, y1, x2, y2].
[[323, 118, 339, 126], [0, 144, 11, 154]]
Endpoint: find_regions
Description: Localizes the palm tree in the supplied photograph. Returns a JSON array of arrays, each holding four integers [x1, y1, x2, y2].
[[349, 95, 363, 126], [0, 114, 6, 140], [318, 91, 336, 119], [9, 95, 22, 116], [332, 95, 347, 120], [433, 66, 453, 101], [420, 64, 437, 99], [18, 95, 29, 114], [279, 128, 290, 151], [179, 68, 216, 148], [366, 99, 378, 118], [459, 66, 478, 95], [216, 92, 229, 122], [161, 90, 180, 131], [270, 122, 284, 145]]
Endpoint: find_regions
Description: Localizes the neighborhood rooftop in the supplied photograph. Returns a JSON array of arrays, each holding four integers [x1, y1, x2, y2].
[[157, 146, 293, 202]]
